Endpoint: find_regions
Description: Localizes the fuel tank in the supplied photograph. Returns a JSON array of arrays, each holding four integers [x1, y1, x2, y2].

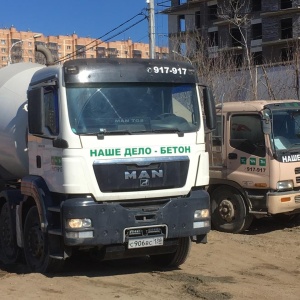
[[0, 62, 44, 180]]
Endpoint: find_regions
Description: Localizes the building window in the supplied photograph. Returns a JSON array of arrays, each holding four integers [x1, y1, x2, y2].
[[281, 18, 293, 39], [281, 0, 292, 10], [76, 45, 86, 58], [178, 15, 185, 32], [252, 23, 262, 40], [107, 48, 118, 58], [133, 50, 142, 58], [253, 51, 263, 65], [209, 31, 219, 46], [1, 40, 6, 45], [195, 11, 201, 29], [1, 48, 6, 53], [66, 45, 71, 50], [209, 5, 218, 21], [97, 47, 106, 58], [231, 28, 242, 47], [252, 0, 261, 12], [281, 47, 293, 61]]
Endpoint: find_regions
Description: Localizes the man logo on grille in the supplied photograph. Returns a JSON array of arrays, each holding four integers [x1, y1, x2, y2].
[[125, 170, 163, 180]]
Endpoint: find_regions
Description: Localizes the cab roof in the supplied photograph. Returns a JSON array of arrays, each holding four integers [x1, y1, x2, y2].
[[216, 100, 300, 113]]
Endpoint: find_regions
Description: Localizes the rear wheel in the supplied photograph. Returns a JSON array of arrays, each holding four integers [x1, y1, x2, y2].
[[211, 186, 253, 233], [23, 206, 64, 273], [0, 202, 19, 264], [150, 237, 191, 268]]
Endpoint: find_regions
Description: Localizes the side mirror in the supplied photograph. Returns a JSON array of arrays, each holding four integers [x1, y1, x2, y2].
[[261, 110, 271, 135], [202, 86, 216, 131], [28, 88, 45, 135]]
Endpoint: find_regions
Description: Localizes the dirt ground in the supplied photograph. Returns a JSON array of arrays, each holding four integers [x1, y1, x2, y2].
[[0, 216, 299, 300]]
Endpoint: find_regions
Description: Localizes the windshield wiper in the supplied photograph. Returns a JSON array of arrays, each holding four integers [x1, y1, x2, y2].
[[103, 130, 133, 135], [79, 128, 184, 137], [152, 128, 184, 136]]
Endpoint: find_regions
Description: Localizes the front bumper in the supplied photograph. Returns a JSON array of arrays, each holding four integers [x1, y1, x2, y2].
[[267, 190, 300, 214], [61, 189, 210, 246]]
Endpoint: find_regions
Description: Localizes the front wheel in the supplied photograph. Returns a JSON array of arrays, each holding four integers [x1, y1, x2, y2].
[[0, 202, 19, 264], [23, 206, 64, 273], [210, 186, 253, 233], [150, 237, 191, 268]]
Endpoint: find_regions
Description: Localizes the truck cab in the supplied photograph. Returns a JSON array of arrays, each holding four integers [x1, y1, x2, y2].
[[207, 100, 300, 233], [0, 58, 216, 272]]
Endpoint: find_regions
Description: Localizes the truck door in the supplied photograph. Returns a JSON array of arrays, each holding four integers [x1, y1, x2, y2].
[[226, 113, 270, 188], [33, 85, 62, 187]]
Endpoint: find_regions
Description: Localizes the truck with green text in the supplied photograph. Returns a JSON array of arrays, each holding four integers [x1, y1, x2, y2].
[[0, 56, 216, 272], [207, 100, 300, 233]]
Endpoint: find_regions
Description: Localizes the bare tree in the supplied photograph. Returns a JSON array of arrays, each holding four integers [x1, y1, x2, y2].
[[218, 0, 259, 99]]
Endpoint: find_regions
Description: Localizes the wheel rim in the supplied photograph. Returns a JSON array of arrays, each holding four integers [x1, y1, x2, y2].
[[218, 199, 236, 222]]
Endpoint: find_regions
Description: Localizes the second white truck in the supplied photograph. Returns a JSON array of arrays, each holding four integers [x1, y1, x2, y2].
[[207, 100, 300, 233]]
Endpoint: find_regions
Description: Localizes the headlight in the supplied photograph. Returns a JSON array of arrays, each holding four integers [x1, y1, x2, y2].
[[277, 180, 293, 191], [194, 209, 210, 219], [67, 218, 92, 228]]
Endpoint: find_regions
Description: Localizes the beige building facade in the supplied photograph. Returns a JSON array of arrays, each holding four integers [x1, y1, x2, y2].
[[0, 26, 169, 67]]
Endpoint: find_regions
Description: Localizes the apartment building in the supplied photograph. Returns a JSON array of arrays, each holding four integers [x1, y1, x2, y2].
[[0, 26, 168, 68], [163, 0, 300, 65]]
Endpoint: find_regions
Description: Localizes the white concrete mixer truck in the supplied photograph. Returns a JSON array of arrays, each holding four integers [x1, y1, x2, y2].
[[0, 55, 216, 272]]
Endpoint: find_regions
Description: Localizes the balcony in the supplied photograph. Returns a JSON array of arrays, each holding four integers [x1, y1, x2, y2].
[[261, 6, 300, 17], [262, 37, 300, 46], [162, 0, 207, 14]]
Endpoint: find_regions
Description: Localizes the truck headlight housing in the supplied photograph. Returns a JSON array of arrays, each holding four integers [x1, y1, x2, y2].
[[194, 209, 210, 219], [67, 218, 92, 229], [277, 180, 293, 191]]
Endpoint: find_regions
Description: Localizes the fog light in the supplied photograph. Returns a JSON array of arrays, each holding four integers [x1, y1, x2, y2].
[[66, 231, 93, 239], [194, 209, 210, 219], [193, 221, 210, 228], [67, 218, 92, 228]]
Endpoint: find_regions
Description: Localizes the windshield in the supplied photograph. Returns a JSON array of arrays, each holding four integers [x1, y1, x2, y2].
[[66, 83, 200, 135], [271, 110, 300, 152]]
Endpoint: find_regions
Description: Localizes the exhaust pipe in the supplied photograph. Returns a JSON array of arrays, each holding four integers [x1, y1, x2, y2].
[[35, 45, 55, 66]]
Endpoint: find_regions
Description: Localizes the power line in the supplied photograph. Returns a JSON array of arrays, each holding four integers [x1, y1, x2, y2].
[[56, 11, 147, 63]]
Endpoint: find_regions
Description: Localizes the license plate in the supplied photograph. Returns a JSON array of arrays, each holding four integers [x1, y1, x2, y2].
[[128, 236, 164, 249]]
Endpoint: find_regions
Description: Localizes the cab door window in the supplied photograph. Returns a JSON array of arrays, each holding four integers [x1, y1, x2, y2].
[[230, 114, 266, 157], [44, 87, 59, 135]]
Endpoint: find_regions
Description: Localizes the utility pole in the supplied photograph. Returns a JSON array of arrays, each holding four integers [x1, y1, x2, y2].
[[147, 0, 156, 59]]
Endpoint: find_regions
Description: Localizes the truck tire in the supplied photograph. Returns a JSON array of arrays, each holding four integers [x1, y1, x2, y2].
[[23, 206, 64, 273], [211, 186, 253, 233], [0, 202, 19, 264], [150, 237, 191, 268]]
